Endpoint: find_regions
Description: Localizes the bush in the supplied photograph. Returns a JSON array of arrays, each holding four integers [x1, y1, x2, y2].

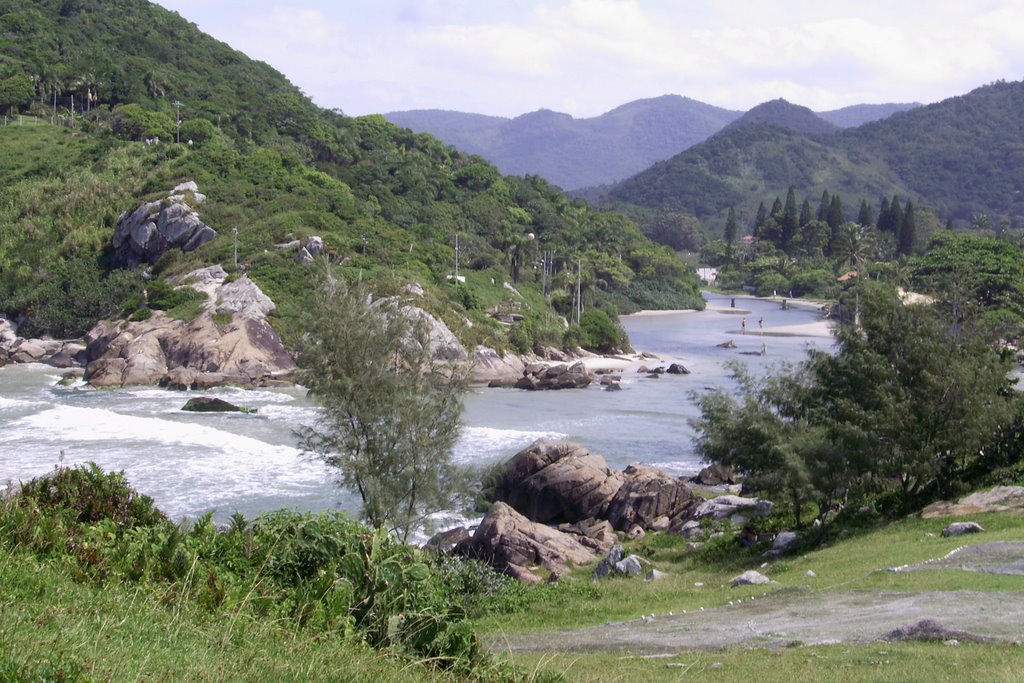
[[578, 309, 626, 353], [754, 271, 790, 298], [145, 280, 206, 311]]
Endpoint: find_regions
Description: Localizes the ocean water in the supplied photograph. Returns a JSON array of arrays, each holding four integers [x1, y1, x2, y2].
[[0, 294, 832, 529]]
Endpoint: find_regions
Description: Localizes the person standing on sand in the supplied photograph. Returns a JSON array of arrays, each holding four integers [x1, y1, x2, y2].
[[758, 317, 763, 332], [741, 318, 746, 334]]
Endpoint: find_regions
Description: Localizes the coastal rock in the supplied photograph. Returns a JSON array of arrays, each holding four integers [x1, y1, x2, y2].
[[666, 363, 690, 375], [556, 518, 618, 552], [424, 526, 470, 554], [604, 464, 699, 531], [456, 502, 600, 583], [492, 438, 624, 524], [181, 396, 252, 413], [694, 463, 740, 486], [9, 338, 63, 364], [82, 270, 296, 389], [515, 361, 593, 391], [471, 345, 527, 385], [398, 304, 467, 361], [112, 182, 216, 268]]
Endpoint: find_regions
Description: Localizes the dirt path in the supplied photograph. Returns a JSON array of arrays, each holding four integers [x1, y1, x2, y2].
[[491, 588, 1024, 653]]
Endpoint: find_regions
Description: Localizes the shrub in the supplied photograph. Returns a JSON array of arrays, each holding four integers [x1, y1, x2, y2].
[[578, 309, 625, 353]]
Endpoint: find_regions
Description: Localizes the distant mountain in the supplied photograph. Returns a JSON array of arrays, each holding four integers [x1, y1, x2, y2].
[[723, 99, 839, 137], [817, 102, 921, 128], [386, 95, 742, 190], [603, 81, 1024, 228]]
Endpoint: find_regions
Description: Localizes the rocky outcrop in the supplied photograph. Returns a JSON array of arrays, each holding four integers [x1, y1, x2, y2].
[[472, 346, 528, 386], [942, 521, 985, 537], [694, 463, 741, 486], [693, 495, 773, 524], [112, 181, 216, 268], [398, 305, 468, 361], [181, 397, 254, 413], [83, 267, 295, 389], [604, 464, 699, 531], [513, 361, 593, 390], [492, 439, 625, 524], [731, 570, 772, 587], [490, 439, 701, 533], [0, 317, 86, 368], [455, 502, 601, 583]]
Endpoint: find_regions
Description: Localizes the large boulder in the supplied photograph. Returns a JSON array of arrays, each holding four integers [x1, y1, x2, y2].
[[515, 361, 593, 391], [112, 182, 216, 268], [693, 495, 773, 523], [83, 269, 295, 389], [456, 502, 601, 583], [604, 464, 699, 531], [492, 439, 624, 524], [471, 345, 527, 386]]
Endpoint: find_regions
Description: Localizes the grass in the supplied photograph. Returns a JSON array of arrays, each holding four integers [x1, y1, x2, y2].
[[0, 550, 454, 683], [474, 511, 1024, 636]]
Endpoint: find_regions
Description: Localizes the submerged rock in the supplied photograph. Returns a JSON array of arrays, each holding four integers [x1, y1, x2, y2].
[[182, 396, 255, 414]]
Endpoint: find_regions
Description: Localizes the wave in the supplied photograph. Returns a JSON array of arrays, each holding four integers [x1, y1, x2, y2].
[[453, 426, 567, 463]]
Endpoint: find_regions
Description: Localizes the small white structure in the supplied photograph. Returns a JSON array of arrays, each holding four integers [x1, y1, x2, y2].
[[697, 267, 717, 285]]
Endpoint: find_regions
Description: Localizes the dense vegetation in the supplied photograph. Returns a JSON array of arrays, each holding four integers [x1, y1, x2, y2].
[[602, 80, 1024, 244], [0, 0, 702, 346], [721, 98, 839, 137], [0, 464, 542, 680]]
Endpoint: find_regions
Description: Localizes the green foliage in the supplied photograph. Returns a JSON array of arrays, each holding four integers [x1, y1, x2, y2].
[[0, 465, 513, 676], [693, 282, 1021, 522], [297, 275, 469, 542], [578, 308, 627, 353]]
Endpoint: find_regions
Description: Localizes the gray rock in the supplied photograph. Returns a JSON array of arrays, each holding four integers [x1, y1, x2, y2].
[[112, 183, 217, 268], [666, 362, 690, 375], [730, 570, 772, 587], [423, 526, 470, 554], [676, 520, 703, 539], [772, 531, 800, 552], [694, 495, 772, 521], [646, 569, 668, 582], [593, 545, 625, 578], [604, 463, 698, 531], [305, 236, 324, 257], [181, 396, 254, 413], [614, 555, 644, 576], [296, 247, 314, 263], [942, 521, 985, 537]]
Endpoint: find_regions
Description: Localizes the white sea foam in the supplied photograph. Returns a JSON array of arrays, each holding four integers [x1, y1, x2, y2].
[[0, 396, 36, 410], [453, 426, 567, 463]]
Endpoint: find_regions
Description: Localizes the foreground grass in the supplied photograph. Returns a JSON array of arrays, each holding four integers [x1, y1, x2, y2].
[[475, 511, 1024, 636], [0, 550, 456, 682], [505, 643, 1024, 683]]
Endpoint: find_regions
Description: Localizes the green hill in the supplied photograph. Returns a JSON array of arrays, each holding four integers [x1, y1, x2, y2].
[[603, 80, 1024, 233], [722, 98, 839, 137], [0, 0, 702, 345]]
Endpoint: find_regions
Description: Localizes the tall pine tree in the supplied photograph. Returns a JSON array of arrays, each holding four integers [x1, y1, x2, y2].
[[899, 199, 916, 255], [725, 206, 738, 259], [857, 199, 874, 228], [877, 196, 891, 232], [827, 195, 844, 229], [799, 199, 813, 227], [817, 190, 831, 222], [782, 187, 799, 250], [888, 195, 904, 238]]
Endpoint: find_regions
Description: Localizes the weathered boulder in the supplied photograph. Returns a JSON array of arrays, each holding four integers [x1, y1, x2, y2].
[[9, 338, 63, 364], [772, 531, 800, 552], [730, 570, 772, 587], [492, 439, 624, 524], [666, 363, 690, 375], [694, 463, 741, 486], [515, 361, 593, 391], [471, 345, 527, 385], [456, 502, 600, 583], [942, 521, 985, 537], [397, 304, 467, 361], [693, 495, 773, 523], [922, 486, 1024, 518], [112, 182, 216, 268], [556, 517, 618, 552], [592, 545, 624, 579], [604, 464, 699, 531]]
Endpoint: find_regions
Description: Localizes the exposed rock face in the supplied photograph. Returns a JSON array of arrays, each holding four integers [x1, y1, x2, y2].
[[693, 495, 773, 523], [456, 502, 601, 583], [472, 346, 527, 386], [604, 464, 699, 531], [181, 396, 251, 413], [112, 182, 216, 268], [0, 317, 86, 368], [492, 439, 624, 524], [397, 304, 468, 362], [694, 463, 740, 486], [942, 521, 985, 537], [514, 361, 593, 390], [731, 570, 772, 587], [922, 486, 1024, 518], [83, 268, 295, 389]]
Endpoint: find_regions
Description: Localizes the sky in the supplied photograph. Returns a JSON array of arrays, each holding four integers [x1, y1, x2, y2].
[[154, 0, 1024, 119]]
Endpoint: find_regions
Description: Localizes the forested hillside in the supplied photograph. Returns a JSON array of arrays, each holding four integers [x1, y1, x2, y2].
[[722, 99, 839, 136], [603, 81, 1024, 235], [0, 0, 702, 349]]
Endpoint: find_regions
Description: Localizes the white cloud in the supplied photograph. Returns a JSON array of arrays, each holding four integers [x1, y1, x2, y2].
[[155, 0, 1024, 117]]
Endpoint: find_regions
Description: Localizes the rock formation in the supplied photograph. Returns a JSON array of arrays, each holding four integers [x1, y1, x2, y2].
[[454, 502, 601, 583], [83, 267, 295, 389], [111, 181, 216, 268]]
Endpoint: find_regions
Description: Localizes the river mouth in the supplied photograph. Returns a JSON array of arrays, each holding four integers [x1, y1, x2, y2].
[[0, 293, 833, 528]]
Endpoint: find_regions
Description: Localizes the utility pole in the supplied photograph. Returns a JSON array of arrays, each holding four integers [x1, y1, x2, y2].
[[232, 226, 238, 268], [454, 233, 459, 284], [174, 100, 182, 144], [576, 257, 582, 325]]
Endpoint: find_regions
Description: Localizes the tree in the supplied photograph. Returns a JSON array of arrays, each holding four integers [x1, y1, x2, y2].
[[724, 206, 738, 259], [877, 196, 892, 232], [298, 274, 469, 542], [898, 199, 916, 255], [857, 200, 874, 228], [817, 190, 831, 222], [781, 187, 799, 250], [798, 199, 813, 228], [0, 73, 34, 115]]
